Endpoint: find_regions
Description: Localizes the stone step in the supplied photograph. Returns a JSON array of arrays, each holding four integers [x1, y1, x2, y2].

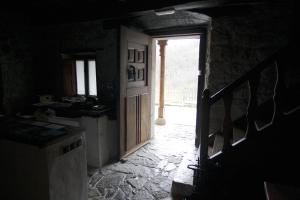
[[171, 148, 198, 198]]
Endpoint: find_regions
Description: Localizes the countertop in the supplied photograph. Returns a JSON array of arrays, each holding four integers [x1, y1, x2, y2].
[[0, 117, 69, 148], [33, 102, 113, 118]]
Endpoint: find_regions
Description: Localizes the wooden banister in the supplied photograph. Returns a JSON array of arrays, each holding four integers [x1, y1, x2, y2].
[[198, 46, 287, 167], [193, 46, 290, 194]]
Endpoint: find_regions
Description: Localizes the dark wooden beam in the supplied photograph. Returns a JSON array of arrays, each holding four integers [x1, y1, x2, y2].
[[1, 0, 288, 25], [145, 25, 207, 37], [0, 65, 2, 112]]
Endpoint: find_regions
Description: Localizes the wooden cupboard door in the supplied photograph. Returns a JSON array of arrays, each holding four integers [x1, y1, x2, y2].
[[62, 60, 77, 96]]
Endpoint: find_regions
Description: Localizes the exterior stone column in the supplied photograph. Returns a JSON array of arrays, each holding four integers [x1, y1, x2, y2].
[[155, 40, 167, 125]]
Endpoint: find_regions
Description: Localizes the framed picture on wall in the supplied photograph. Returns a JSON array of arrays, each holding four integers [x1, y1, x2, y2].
[[135, 50, 144, 63], [137, 69, 144, 81], [127, 65, 136, 82], [128, 49, 135, 63]]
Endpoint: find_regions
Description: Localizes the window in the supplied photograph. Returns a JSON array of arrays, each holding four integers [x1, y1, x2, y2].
[[76, 60, 86, 95], [75, 59, 97, 96], [62, 56, 97, 97], [88, 60, 97, 96]]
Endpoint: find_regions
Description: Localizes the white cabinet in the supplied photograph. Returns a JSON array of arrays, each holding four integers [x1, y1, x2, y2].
[[46, 114, 118, 168], [0, 129, 87, 200], [81, 116, 118, 168]]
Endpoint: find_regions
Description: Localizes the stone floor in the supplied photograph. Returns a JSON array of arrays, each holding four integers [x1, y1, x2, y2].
[[88, 106, 197, 200]]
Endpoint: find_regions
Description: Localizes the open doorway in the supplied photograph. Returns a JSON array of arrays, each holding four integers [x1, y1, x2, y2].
[[90, 28, 207, 199], [153, 37, 200, 151]]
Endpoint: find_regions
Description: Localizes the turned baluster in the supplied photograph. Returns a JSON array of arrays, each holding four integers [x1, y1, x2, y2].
[[200, 89, 210, 166], [222, 93, 233, 152], [246, 74, 260, 138]]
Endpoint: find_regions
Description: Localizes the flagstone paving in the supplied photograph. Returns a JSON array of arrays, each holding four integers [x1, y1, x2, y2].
[[88, 106, 197, 200]]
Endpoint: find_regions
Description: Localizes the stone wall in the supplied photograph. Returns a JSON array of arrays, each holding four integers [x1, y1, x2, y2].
[[33, 20, 119, 108], [1, 15, 119, 115], [0, 12, 35, 115], [31, 21, 120, 160], [206, 3, 295, 133]]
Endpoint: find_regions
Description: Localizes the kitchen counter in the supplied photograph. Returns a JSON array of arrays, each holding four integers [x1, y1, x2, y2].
[[0, 117, 78, 148], [1, 114, 118, 168], [32, 102, 118, 168], [33, 101, 114, 118], [0, 118, 87, 200]]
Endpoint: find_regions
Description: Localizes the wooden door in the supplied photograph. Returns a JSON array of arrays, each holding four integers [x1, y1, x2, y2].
[[120, 26, 152, 157], [62, 60, 77, 96]]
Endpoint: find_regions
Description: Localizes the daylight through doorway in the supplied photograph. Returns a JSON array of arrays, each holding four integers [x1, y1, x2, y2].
[[154, 38, 200, 144]]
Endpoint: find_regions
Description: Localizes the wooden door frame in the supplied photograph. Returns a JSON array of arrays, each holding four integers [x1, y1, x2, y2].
[[148, 25, 209, 148], [118, 25, 208, 159]]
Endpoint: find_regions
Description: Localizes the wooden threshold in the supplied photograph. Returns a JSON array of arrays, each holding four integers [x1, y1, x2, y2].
[[121, 140, 150, 159]]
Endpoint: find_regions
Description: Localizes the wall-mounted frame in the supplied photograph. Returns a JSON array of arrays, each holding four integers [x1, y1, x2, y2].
[[135, 50, 144, 63], [137, 69, 144, 81], [128, 49, 135, 63], [127, 65, 136, 82]]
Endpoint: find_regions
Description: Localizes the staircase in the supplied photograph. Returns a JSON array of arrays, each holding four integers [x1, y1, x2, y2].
[[174, 45, 300, 199]]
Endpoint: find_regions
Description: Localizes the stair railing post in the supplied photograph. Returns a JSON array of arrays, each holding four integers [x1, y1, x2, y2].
[[222, 93, 233, 152], [246, 74, 260, 138], [200, 89, 210, 167]]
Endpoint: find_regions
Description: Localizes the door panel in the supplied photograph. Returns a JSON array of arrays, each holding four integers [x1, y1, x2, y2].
[[120, 26, 152, 157], [126, 96, 138, 151], [140, 94, 150, 143]]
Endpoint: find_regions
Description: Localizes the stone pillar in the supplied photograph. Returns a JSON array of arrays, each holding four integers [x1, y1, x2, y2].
[[155, 40, 167, 125]]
